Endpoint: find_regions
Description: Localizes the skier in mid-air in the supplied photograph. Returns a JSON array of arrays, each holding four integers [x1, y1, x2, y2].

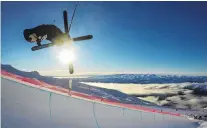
[[23, 24, 69, 46], [23, 7, 93, 74], [23, 4, 92, 52]]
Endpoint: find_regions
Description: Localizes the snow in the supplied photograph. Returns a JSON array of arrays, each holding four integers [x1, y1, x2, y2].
[[2, 77, 199, 128], [198, 122, 207, 128], [1, 64, 206, 127]]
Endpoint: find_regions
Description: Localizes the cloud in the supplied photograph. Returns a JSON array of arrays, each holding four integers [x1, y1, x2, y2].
[[84, 82, 207, 110]]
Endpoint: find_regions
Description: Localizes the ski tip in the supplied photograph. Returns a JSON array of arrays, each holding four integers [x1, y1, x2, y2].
[[69, 63, 74, 74], [89, 35, 93, 39], [31, 47, 37, 51], [69, 68, 74, 74], [31, 46, 41, 51], [63, 10, 67, 14]]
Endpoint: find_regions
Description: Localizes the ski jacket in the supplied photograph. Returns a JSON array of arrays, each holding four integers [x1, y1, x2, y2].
[[23, 24, 63, 43]]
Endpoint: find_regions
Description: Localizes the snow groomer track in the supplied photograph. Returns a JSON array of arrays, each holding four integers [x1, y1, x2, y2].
[[1, 70, 198, 128]]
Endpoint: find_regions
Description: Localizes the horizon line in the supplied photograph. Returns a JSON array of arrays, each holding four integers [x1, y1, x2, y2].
[[1, 64, 207, 77], [38, 70, 207, 77]]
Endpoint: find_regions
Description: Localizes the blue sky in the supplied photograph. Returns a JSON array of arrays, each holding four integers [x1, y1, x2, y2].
[[1, 2, 207, 76]]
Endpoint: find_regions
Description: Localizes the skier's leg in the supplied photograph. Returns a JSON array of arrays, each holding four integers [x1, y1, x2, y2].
[[52, 33, 70, 46], [37, 40, 42, 46], [49, 25, 71, 45], [51, 35, 63, 46]]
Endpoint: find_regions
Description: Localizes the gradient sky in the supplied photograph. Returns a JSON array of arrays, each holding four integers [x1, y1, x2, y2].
[[1, 1, 207, 76]]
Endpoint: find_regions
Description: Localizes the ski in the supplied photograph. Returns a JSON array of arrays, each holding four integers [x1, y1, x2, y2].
[[31, 43, 55, 51], [31, 35, 93, 51], [65, 10, 74, 75]]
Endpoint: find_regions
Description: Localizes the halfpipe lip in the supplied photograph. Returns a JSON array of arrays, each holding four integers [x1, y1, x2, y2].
[[1, 70, 182, 117]]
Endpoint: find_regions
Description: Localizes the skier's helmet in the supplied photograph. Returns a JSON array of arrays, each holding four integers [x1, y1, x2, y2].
[[23, 29, 32, 42]]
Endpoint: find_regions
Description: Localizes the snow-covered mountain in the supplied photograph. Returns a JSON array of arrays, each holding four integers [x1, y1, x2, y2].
[[2, 64, 207, 84], [2, 64, 207, 95], [1, 64, 150, 105], [81, 74, 207, 84]]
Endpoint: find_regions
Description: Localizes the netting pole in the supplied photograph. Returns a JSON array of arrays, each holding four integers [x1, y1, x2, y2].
[[49, 92, 52, 120], [68, 79, 72, 95]]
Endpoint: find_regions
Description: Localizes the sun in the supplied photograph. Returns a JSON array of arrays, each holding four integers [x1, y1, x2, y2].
[[57, 49, 75, 64]]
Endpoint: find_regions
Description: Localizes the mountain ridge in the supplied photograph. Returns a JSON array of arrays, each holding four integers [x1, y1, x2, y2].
[[2, 64, 207, 84]]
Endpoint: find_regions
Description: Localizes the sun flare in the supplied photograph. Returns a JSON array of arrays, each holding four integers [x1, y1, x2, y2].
[[57, 49, 75, 64]]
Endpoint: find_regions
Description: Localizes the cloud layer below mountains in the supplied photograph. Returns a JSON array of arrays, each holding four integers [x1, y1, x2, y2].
[[83, 82, 207, 110]]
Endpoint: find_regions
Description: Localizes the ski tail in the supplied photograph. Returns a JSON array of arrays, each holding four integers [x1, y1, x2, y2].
[[72, 35, 93, 42], [63, 3, 79, 36], [63, 10, 69, 34]]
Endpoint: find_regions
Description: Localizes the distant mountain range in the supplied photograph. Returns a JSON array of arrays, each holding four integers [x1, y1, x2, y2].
[[1, 64, 207, 84]]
